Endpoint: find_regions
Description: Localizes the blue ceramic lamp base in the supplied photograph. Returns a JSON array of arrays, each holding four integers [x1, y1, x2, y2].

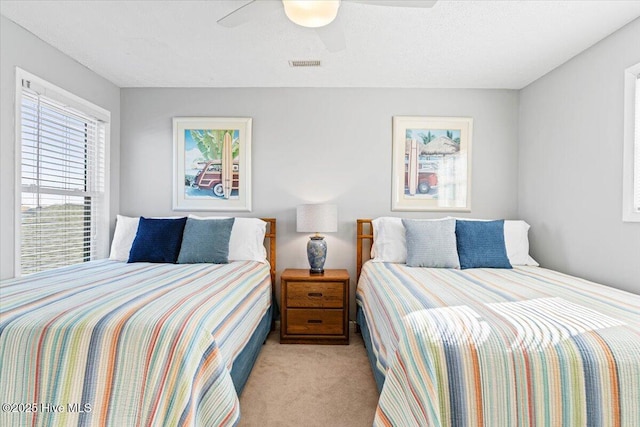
[[307, 235, 327, 274]]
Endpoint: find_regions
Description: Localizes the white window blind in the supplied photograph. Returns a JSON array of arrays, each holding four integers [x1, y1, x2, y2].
[[20, 80, 107, 275], [634, 75, 640, 212]]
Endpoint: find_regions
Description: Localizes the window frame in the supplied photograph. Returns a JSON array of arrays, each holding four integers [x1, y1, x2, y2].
[[14, 68, 111, 276], [622, 62, 640, 222]]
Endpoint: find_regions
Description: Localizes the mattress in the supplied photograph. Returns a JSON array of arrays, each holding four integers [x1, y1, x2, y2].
[[356, 262, 640, 426], [0, 259, 271, 427]]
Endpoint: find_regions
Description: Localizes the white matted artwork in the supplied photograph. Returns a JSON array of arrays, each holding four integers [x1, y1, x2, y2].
[[173, 117, 252, 211], [392, 116, 472, 211]]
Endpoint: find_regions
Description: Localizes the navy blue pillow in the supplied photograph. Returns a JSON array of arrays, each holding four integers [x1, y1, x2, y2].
[[177, 218, 235, 264], [128, 217, 188, 263], [455, 220, 512, 269]]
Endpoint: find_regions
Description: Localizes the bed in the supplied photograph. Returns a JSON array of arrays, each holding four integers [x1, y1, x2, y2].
[[0, 217, 276, 427], [355, 218, 640, 426]]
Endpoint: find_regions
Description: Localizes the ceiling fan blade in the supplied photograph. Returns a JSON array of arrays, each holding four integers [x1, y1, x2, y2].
[[315, 17, 346, 52], [217, 0, 282, 28], [349, 0, 437, 7]]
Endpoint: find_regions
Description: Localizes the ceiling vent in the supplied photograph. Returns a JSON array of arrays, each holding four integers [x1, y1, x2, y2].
[[289, 60, 321, 67]]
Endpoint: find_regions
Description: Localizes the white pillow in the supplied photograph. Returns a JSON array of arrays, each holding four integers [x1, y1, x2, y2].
[[109, 215, 139, 261], [369, 216, 538, 266], [371, 217, 448, 263], [503, 220, 539, 266], [371, 217, 406, 262], [189, 215, 267, 263]]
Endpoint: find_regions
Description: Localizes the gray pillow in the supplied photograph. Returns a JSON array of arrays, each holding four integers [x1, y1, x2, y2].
[[177, 218, 235, 264], [402, 218, 460, 268]]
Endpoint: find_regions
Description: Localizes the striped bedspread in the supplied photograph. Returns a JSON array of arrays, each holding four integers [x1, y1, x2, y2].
[[356, 262, 640, 426], [0, 259, 271, 427]]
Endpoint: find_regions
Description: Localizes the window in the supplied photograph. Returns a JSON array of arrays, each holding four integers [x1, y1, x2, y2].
[[17, 69, 110, 275], [622, 63, 640, 222]]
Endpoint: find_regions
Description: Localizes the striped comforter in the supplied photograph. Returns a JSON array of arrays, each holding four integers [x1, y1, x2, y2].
[[0, 260, 271, 427], [356, 262, 640, 426]]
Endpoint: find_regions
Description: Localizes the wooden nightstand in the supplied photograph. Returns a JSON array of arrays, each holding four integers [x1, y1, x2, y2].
[[280, 269, 349, 345]]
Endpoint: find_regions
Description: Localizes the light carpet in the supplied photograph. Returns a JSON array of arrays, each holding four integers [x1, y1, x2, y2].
[[238, 325, 379, 427]]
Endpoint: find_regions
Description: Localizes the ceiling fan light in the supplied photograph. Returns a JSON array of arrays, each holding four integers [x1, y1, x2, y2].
[[282, 0, 341, 28]]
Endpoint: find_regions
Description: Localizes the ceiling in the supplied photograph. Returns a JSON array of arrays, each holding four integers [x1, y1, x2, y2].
[[2, 0, 640, 89]]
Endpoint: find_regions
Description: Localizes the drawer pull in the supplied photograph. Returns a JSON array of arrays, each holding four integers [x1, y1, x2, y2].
[[308, 292, 323, 297], [307, 319, 323, 324]]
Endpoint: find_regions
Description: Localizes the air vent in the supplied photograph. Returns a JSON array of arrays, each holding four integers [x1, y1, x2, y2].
[[289, 60, 321, 67]]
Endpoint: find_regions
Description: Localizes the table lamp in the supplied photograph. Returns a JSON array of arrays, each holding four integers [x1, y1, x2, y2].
[[296, 204, 338, 274]]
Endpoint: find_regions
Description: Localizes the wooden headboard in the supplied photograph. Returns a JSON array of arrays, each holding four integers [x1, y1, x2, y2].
[[261, 218, 277, 331], [261, 218, 277, 285], [356, 219, 374, 281]]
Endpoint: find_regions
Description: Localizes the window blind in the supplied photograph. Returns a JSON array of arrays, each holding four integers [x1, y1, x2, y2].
[[20, 82, 106, 275], [635, 75, 640, 212]]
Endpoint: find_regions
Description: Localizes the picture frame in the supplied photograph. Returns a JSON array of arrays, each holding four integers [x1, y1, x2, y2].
[[173, 117, 252, 211], [392, 116, 472, 211]]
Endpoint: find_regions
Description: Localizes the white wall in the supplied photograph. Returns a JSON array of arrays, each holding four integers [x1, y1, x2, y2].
[[518, 18, 640, 294], [121, 88, 519, 314], [0, 16, 121, 279]]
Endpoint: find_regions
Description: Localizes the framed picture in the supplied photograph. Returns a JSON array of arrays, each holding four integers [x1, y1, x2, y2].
[[392, 116, 472, 211], [173, 117, 252, 211]]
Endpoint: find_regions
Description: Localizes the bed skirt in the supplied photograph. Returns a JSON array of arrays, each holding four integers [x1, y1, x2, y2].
[[356, 305, 385, 394], [231, 305, 273, 394]]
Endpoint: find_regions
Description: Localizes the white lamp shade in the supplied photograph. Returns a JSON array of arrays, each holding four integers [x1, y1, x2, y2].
[[296, 204, 338, 233], [282, 0, 341, 28]]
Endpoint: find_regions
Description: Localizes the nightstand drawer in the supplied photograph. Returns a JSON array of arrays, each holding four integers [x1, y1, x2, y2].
[[286, 282, 344, 308], [286, 309, 344, 335]]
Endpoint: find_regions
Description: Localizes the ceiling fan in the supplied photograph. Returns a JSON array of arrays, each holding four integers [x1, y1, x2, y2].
[[217, 0, 438, 52]]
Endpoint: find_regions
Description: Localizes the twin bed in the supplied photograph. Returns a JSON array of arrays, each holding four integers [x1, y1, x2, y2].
[[355, 218, 639, 426], [0, 218, 276, 427]]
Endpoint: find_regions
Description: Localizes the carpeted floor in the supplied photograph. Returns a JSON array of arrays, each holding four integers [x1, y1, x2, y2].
[[238, 325, 379, 427]]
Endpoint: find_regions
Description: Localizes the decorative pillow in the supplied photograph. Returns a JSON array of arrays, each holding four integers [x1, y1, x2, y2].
[[109, 215, 139, 261], [128, 217, 188, 263], [455, 220, 512, 269], [177, 218, 235, 264], [451, 218, 538, 266], [109, 215, 184, 261], [189, 216, 267, 262], [402, 218, 460, 268]]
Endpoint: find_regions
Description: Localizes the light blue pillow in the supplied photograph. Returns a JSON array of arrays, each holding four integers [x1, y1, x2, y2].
[[455, 220, 512, 269], [402, 219, 460, 268], [177, 218, 235, 264]]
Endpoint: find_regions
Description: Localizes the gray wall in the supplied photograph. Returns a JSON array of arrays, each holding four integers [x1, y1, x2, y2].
[[121, 88, 519, 314], [4, 11, 636, 309], [0, 16, 121, 279], [518, 18, 640, 294]]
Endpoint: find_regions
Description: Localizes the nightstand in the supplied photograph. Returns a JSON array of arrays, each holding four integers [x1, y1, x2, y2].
[[280, 269, 349, 345]]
